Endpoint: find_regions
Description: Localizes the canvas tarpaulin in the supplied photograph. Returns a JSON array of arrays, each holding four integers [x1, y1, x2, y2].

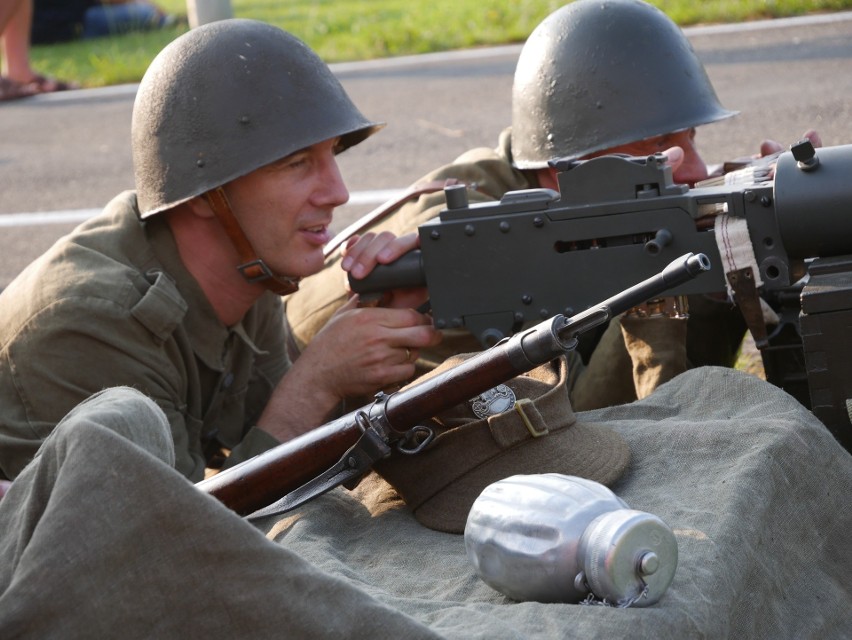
[[0, 367, 850, 638]]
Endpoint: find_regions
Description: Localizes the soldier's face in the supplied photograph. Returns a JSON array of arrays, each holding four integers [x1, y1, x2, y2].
[[538, 127, 710, 191], [223, 137, 350, 278], [594, 128, 709, 186]]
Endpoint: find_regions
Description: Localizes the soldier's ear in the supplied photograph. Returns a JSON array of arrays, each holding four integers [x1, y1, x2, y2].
[[183, 194, 217, 220]]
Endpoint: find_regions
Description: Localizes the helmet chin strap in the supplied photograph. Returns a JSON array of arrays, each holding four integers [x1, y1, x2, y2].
[[204, 187, 300, 296]]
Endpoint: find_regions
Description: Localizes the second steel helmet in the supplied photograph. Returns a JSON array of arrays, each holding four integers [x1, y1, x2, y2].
[[511, 0, 737, 169], [132, 19, 383, 217]]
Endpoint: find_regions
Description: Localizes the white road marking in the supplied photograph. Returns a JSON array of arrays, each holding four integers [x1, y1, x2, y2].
[[0, 189, 409, 227]]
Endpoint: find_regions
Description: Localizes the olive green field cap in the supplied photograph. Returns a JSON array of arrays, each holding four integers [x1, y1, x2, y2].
[[374, 355, 631, 533]]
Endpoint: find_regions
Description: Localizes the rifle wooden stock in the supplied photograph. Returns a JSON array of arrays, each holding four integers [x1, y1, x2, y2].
[[198, 418, 363, 516], [198, 253, 710, 517]]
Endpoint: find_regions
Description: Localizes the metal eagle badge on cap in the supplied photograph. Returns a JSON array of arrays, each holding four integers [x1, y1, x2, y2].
[[470, 385, 517, 419]]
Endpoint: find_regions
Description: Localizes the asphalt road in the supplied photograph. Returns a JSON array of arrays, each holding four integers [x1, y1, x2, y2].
[[1, 12, 851, 289]]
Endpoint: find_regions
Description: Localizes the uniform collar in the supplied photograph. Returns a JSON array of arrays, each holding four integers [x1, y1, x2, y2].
[[142, 205, 249, 371]]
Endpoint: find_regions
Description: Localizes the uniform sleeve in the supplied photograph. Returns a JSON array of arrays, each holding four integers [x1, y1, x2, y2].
[[0, 291, 204, 480]]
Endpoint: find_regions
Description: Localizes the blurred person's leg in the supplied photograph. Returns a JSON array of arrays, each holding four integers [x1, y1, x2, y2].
[[0, 0, 76, 99], [0, 0, 35, 84]]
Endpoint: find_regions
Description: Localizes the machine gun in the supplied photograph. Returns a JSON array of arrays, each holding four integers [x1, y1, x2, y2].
[[350, 141, 852, 450], [199, 254, 709, 517]]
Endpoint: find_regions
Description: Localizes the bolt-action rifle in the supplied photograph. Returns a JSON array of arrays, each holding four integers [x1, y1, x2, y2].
[[198, 253, 709, 517], [350, 142, 852, 449]]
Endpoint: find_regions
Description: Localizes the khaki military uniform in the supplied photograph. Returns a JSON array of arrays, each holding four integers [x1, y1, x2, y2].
[[286, 129, 747, 410], [0, 191, 288, 481]]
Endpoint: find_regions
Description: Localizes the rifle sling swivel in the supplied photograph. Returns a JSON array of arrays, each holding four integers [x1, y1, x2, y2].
[[245, 411, 392, 521]]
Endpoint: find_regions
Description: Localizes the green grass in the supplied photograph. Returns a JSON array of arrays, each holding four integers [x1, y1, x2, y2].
[[27, 0, 852, 87]]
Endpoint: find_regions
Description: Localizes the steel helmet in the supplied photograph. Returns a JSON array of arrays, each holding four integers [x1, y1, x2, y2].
[[132, 19, 383, 217], [511, 0, 737, 169]]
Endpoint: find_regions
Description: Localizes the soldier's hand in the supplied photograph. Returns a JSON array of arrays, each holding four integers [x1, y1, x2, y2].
[[308, 297, 441, 397], [258, 299, 441, 442], [341, 231, 430, 311], [661, 146, 685, 172], [341, 231, 416, 279], [759, 129, 822, 158], [758, 130, 823, 179]]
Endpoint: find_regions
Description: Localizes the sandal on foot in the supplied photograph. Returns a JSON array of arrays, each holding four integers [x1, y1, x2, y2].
[[27, 74, 80, 94], [0, 76, 38, 102]]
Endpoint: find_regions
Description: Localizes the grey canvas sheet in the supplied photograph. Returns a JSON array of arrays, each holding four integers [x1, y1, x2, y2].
[[1, 367, 850, 638]]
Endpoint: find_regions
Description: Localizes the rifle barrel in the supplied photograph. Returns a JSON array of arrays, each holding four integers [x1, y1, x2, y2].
[[198, 253, 709, 516]]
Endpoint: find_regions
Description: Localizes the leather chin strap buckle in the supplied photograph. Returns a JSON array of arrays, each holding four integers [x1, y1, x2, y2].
[[237, 259, 277, 282], [204, 187, 300, 296]]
